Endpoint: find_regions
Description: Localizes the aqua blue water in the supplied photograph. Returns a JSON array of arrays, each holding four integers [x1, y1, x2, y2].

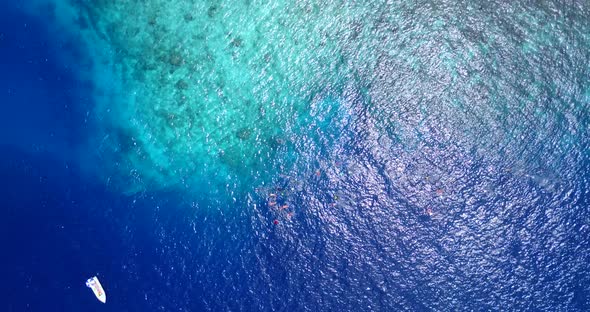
[[1, 0, 589, 311]]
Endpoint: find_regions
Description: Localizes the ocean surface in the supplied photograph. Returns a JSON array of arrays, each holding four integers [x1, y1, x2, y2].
[[1, 0, 589, 311]]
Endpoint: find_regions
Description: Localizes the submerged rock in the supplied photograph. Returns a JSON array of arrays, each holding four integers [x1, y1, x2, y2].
[[208, 5, 218, 18], [168, 51, 184, 67], [147, 15, 157, 26], [230, 37, 243, 48], [175, 79, 189, 90], [236, 128, 252, 140], [184, 13, 194, 22], [268, 136, 286, 149]]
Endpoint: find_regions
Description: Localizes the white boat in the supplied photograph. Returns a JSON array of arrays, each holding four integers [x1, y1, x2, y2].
[[85, 276, 106, 303]]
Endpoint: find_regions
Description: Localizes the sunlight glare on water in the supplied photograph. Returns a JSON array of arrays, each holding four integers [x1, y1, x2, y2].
[[17, 0, 590, 310]]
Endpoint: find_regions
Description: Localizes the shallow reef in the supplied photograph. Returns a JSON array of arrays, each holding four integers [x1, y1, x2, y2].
[[36, 0, 589, 200]]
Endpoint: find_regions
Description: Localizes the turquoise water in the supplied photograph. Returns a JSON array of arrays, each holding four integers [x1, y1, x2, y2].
[[63, 0, 587, 204], [80, 0, 368, 197], [4, 0, 589, 310]]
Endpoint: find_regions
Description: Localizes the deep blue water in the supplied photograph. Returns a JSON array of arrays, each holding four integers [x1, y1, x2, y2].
[[1, 1, 590, 311]]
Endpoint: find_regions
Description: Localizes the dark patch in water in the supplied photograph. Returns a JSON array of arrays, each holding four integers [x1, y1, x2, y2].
[[236, 128, 252, 140]]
